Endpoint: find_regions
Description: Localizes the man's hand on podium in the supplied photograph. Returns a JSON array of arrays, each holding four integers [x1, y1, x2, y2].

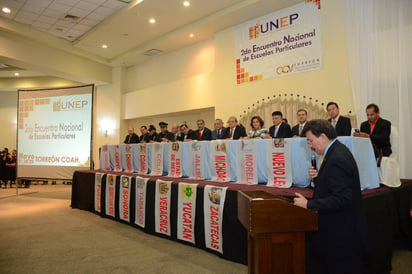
[[293, 193, 308, 209]]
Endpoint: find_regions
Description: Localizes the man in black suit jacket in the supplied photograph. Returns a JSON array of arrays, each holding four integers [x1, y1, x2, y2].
[[291, 109, 308, 137], [223, 116, 246, 140], [211, 119, 226, 140], [326, 102, 352, 136], [354, 103, 392, 157], [294, 119, 368, 274], [139, 126, 148, 143], [193, 119, 212, 141], [268, 111, 292, 138], [123, 127, 140, 144], [177, 124, 196, 141]]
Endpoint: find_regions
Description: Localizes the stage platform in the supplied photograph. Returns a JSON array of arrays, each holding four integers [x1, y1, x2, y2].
[[71, 170, 412, 273]]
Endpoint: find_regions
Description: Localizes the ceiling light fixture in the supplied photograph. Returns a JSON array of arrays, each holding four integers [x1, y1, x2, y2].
[[102, 44, 108, 49], [14, 72, 20, 76], [189, 33, 194, 38], [183, 1, 190, 7], [149, 18, 156, 24], [2, 7, 11, 13]]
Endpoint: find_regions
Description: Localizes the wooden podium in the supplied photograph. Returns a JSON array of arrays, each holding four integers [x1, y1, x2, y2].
[[238, 191, 317, 274]]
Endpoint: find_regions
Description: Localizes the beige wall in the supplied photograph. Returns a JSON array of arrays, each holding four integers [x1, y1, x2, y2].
[[123, 0, 354, 129], [0, 91, 17, 150]]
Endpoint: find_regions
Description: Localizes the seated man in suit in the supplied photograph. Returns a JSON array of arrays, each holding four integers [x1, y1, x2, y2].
[[223, 116, 246, 140], [291, 109, 308, 137], [139, 126, 148, 143], [155, 122, 174, 142], [146, 125, 157, 143], [170, 124, 181, 142], [294, 119, 368, 274], [326, 102, 352, 136], [268, 111, 292, 138], [193, 119, 212, 141], [123, 127, 140, 144], [211, 119, 226, 140], [353, 103, 391, 157], [178, 124, 196, 142]]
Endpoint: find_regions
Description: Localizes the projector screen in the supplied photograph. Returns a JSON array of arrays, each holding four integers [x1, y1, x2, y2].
[[17, 85, 93, 180]]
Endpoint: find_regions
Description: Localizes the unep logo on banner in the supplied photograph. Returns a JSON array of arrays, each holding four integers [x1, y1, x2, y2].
[[248, 13, 299, 40], [236, 0, 322, 84]]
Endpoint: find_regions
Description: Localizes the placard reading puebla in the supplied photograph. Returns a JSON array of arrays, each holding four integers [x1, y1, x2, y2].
[[235, 0, 322, 84]]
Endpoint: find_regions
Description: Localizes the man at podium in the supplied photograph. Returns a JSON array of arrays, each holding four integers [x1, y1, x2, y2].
[[294, 119, 368, 274]]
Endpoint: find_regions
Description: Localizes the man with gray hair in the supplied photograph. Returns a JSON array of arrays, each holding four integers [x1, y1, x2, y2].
[[223, 116, 246, 140], [212, 118, 226, 140]]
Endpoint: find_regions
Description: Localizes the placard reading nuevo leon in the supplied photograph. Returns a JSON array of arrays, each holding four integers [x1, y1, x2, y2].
[[235, 1, 321, 84]]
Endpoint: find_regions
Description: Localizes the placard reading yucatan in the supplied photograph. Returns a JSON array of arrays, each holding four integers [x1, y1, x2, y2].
[[177, 183, 197, 244], [235, 1, 322, 84]]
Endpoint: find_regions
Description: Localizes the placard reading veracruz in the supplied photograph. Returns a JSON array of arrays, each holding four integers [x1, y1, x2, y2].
[[235, 0, 322, 84]]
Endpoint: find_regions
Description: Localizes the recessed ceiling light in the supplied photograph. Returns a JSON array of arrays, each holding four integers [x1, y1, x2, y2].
[[2, 7, 11, 13], [189, 33, 194, 38], [14, 72, 20, 76], [183, 1, 190, 7], [102, 44, 108, 49], [149, 18, 156, 24]]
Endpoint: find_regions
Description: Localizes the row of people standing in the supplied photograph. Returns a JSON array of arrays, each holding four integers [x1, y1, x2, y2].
[[0, 148, 17, 189]]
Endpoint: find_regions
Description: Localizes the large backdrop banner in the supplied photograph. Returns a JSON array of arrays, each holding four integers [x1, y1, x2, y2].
[[235, 0, 322, 84]]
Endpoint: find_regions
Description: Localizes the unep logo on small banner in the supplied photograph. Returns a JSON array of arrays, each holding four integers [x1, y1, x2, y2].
[[155, 179, 172, 236], [204, 185, 227, 254], [235, 0, 322, 84], [177, 183, 198, 244]]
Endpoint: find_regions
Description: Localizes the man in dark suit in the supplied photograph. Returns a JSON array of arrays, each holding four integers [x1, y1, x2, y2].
[[268, 111, 292, 138], [193, 119, 212, 141], [177, 124, 196, 141], [222, 116, 246, 140], [211, 118, 226, 140], [123, 127, 140, 144], [139, 126, 148, 143], [326, 102, 352, 136], [354, 103, 391, 157], [294, 119, 368, 274], [291, 109, 308, 137], [146, 125, 157, 143]]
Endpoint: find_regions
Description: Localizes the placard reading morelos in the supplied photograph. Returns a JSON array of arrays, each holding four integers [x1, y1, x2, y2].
[[235, 1, 321, 84]]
